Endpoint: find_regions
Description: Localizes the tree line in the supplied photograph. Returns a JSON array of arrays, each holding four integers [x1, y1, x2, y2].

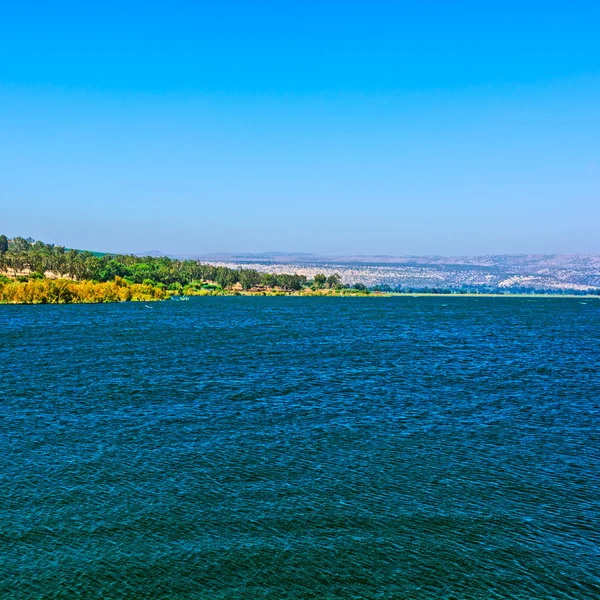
[[0, 236, 343, 292]]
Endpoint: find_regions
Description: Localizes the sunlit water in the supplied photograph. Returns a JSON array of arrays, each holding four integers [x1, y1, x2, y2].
[[1, 297, 599, 599]]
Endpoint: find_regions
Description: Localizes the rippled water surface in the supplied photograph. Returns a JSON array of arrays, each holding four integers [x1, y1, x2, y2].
[[1, 297, 600, 599]]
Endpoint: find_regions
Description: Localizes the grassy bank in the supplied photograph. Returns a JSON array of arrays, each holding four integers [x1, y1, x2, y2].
[[0, 277, 168, 304], [0, 276, 376, 304], [3, 277, 598, 305]]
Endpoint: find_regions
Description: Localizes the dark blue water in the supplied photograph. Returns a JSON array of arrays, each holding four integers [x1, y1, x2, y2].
[[1, 297, 599, 599]]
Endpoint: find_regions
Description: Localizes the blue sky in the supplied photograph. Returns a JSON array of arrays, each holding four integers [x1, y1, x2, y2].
[[1, 0, 599, 255]]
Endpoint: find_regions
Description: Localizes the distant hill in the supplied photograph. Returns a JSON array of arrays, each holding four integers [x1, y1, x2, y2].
[[134, 250, 167, 258]]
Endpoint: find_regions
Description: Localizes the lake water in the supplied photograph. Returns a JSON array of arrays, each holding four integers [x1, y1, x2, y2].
[[1, 297, 599, 599]]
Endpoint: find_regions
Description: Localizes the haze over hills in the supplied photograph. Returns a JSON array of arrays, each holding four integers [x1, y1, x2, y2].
[[136, 251, 600, 292]]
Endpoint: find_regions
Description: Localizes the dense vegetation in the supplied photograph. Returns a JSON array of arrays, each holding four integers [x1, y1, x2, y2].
[[0, 277, 168, 304], [0, 236, 348, 303]]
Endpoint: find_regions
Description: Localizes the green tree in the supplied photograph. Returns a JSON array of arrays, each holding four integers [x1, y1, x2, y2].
[[278, 274, 306, 291], [313, 273, 327, 288], [326, 273, 342, 289], [239, 269, 261, 290], [28, 249, 48, 275], [260, 273, 277, 288], [99, 259, 130, 281], [11, 236, 31, 253], [215, 266, 239, 288], [0, 235, 8, 254], [5, 250, 26, 276]]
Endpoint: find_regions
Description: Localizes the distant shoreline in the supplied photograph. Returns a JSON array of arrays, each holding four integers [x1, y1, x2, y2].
[[387, 292, 600, 299], [2, 236, 599, 304]]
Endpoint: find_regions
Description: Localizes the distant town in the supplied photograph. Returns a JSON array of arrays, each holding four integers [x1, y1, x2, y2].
[[185, 252, 600, 294]]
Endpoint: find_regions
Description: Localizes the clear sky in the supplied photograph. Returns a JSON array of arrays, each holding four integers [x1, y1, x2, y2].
[[1, 0, 599, 255]]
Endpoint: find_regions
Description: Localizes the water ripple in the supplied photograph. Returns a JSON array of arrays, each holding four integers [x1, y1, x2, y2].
[[1, 298, 599, 598]]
